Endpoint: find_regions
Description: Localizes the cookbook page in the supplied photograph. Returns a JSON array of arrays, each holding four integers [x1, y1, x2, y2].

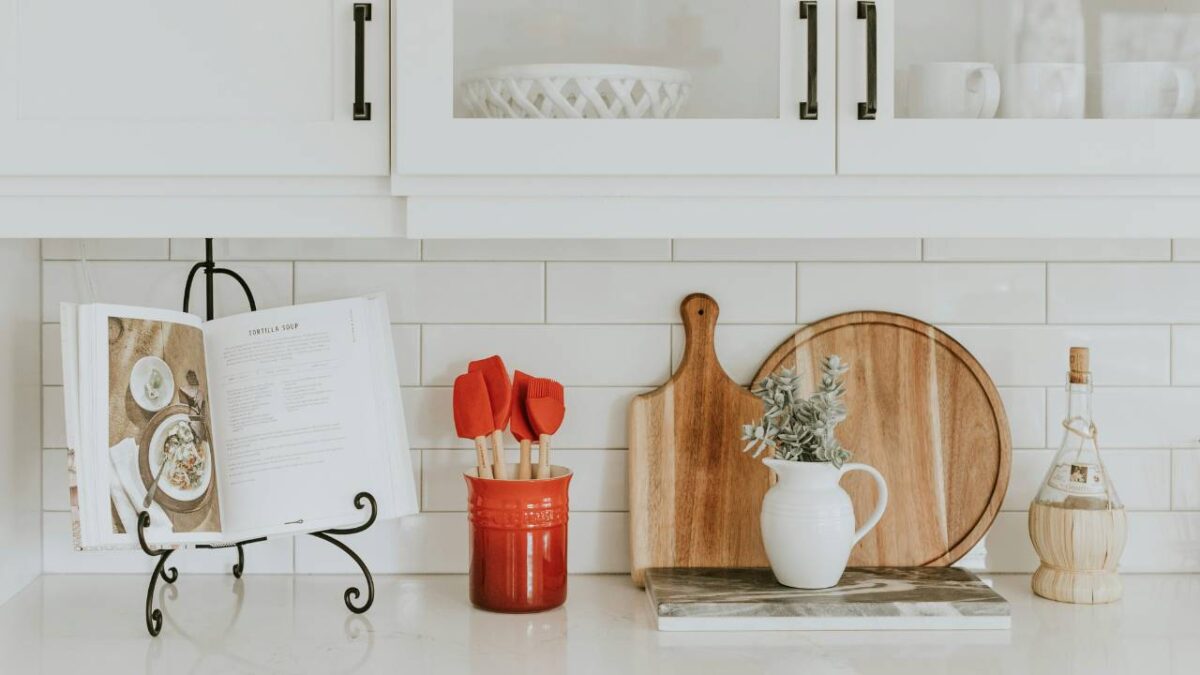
[[203, 295, 415, 540], [66, 303, 224, 549]]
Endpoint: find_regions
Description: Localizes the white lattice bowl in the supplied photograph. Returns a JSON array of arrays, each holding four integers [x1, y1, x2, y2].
[[462, 64, 692, 119]]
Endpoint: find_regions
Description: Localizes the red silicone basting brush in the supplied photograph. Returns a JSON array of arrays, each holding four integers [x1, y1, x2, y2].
[[453, 371, 495, 478], [468, 355, 511, 480], [526, 378, 565, 479], [510, 371, 536, 479]]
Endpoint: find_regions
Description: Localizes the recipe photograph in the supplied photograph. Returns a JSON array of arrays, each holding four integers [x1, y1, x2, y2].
[[106, 316, 221, 535]]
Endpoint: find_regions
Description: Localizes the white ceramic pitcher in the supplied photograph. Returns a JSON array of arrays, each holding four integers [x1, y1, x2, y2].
[[760, 458, 888, 589]]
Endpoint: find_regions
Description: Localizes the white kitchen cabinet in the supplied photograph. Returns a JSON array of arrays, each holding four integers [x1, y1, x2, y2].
[[393, 0, 836, 177], [837, 0, 1200, 175], [0, 0, 389, 176]]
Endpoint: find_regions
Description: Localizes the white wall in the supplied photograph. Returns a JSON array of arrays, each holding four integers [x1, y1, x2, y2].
[[37, 237, 1200, 575], [0, 240, 41, 605]]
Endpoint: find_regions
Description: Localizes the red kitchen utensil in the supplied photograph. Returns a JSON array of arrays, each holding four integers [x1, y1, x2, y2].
[[527, 378, 565, 479], [511, 371, 536, 480], [469, 355, 512, 480], [454, 371, 495, 478]]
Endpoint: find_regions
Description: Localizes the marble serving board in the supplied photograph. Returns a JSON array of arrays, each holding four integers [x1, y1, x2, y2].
[[645, 567, 1011, 631]]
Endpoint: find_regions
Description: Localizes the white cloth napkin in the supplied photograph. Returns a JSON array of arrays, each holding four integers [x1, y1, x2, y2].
[[108, 438, 172, 536]]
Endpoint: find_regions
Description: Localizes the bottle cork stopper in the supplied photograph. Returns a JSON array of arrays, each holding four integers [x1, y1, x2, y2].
[[1069, 347, 1090, 384]]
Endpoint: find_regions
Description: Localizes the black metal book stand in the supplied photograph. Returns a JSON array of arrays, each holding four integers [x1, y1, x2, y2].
[[136, 238, 377, 637]]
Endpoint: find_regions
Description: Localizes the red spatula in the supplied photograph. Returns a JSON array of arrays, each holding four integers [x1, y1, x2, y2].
[[453, 371, 495, 478], [527, 378, 565, 479], [468, 355, 511, 480], [510, 371, 536, 479]]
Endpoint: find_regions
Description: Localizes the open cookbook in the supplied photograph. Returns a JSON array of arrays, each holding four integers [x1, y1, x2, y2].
[[60, 294, 417, 549]]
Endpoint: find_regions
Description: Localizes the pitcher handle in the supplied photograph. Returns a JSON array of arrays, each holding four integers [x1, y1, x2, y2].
[[839, 463, 888, 545]]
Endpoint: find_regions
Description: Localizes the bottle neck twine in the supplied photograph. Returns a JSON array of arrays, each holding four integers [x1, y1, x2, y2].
[[1058, 419, 1118, 511]]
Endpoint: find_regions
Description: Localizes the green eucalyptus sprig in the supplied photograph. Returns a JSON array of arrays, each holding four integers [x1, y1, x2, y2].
[[741, 355, 852, 468]]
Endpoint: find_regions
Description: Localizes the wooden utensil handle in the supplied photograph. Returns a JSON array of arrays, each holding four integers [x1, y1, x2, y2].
[[536, 434, 551, 479], [519, 439, 533, 480], [474, 437, 492, 478], [490, 430, 509, 480]]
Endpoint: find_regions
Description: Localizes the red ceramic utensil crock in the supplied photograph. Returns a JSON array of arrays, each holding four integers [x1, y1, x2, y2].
[[465, 464, 572, 612]]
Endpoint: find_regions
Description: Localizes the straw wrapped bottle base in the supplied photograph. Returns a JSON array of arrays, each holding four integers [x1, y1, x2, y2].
[[1029, 501, 1127, 605]]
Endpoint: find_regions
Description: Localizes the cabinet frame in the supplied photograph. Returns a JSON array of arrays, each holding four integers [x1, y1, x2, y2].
[[393, 0, 837, 177], [836, 0, 1200, 176]]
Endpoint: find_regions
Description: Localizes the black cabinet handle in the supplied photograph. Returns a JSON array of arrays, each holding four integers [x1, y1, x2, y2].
[[353, 3, 372, 121], [857, 1, 877, 120], [798, 2, 818, 120]]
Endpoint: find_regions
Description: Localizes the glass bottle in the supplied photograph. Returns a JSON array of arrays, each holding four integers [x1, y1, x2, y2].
[[1033, 347, 1122, 511], [1029, 347, 1127, 604]]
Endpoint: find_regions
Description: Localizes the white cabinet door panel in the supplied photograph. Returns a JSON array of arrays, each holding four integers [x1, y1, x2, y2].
[[837, 0, 1200, 176], [394, 0, 836, 177], [0, 0, 388, 175]]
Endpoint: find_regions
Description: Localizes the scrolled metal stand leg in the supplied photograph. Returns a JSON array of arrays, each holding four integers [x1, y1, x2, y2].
[[138, 511, 178, 637], [233, 543, 246, 579], [308, 492, 378, 614]]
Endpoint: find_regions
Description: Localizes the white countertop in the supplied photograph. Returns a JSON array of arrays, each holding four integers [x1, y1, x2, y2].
[[1, 573, 1197, 674]]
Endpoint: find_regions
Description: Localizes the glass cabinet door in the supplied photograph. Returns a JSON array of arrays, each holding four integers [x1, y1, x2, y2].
[[837, 0, 1200, 174], [395, 0, 836, 177]]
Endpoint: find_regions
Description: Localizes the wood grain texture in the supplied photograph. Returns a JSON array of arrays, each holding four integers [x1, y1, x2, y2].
[[753, 312, 1011, 567], [629, 294, 772, 586]]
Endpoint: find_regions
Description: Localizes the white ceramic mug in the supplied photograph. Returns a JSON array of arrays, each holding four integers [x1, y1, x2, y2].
[[906, 62, 1001, 119], [1102, 62, 1196, 118], [1000, 63, 1085, 118]]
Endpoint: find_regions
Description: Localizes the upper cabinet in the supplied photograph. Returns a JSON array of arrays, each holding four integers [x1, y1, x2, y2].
[[393, 0, 836, 176], [839, 0, 1200, 175], [395, 0, 1200, 181], [0, 0, 389, 176]]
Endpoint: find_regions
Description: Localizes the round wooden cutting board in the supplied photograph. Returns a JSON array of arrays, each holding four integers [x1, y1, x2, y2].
[[752, 312, 1010, 567]]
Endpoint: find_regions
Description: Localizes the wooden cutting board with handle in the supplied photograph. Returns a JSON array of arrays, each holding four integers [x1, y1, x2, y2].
[[752, 311, 1011, 567], [628, 293, 772, 586]]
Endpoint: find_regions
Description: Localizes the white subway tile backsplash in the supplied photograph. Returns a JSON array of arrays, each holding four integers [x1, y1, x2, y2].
[[998, 388, 1046, 449], [924, 239, 1170, 262], [546, 263, 796, 324], [943, 325, 1170, 386], [172, 238, 420, 261], [670, 324, 801, 386], [38, 238, 1200, 575], [797, 263, 1045, 324], [1173, 450, 1200, 510], [295, 262, 543, 324], [42, 260, 292, 322], [293, 512, 628, 574], [1004, 449, 1170, 512], [422, 325, 670, 387], [673, 239, 920, 262], [42, 324, 62, 386], [423, 239, 670, 261], [1046, 387, 1200, 448], [42, 449, 68, 511], [1121, 513, 1200, 572], [1172, 326, 1200, 385], [1048, 264, 1200, 323], [41, 239, 169, 260], [392, 325, 421, 386], [42, 512, 294, 574], [421, 449, 627, 512], [403, 387, 644, 450], [985, 511, 1200, 573], [43, 387, 65, 449], [981, 513, 1040, 572], [1171, 240, 1200, 260]]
